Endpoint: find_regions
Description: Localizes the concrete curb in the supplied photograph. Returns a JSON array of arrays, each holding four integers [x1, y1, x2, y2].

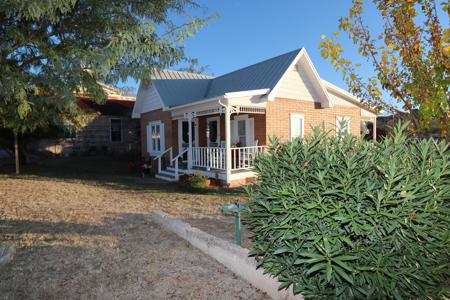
[[151, 211, 302, 300]]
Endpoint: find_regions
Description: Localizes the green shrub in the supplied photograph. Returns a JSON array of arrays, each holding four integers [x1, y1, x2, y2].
[[246, 123, 450, 299], [183, 173, 209, 191]]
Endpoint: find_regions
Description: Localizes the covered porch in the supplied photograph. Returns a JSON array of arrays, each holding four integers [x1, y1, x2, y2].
[[155, 90, 269, 185]]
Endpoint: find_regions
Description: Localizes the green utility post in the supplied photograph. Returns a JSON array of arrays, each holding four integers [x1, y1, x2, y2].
[[222, 203, 247, 246]]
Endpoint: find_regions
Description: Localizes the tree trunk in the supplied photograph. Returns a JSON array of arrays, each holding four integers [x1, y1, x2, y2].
[[14, 132, 20, 174]]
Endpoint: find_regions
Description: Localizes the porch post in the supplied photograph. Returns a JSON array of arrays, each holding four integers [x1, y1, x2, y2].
[[372, 117, 377, 141], [187, 113, 193, 171], [225, 106, 232, 185]]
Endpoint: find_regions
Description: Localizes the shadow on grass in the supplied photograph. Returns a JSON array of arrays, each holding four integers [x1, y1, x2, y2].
[[0, 155, 246, 196], [0, 213, 171, 299]]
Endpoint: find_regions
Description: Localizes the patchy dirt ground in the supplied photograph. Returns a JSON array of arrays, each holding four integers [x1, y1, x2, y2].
[[0, 177, 266, 299]]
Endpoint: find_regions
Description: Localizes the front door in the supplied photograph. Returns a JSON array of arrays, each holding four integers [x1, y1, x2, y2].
[[178, 119, 198, 161], [231, 115, 255, 147]]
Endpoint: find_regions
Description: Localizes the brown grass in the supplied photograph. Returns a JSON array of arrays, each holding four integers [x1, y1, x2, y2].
[[0, 157, 266, 299]]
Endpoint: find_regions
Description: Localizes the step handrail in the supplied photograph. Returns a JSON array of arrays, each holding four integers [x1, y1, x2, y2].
[[153, 147, 173, 161], [171, 148, 188, 163], [171, 148, 188, 181], [153, 147, 173, 174]]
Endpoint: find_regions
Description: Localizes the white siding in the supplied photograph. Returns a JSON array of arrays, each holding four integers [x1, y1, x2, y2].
[[361, 108, 377, 118], [132, 81, 163, 118], [327, 89, 377, 118], [275, 63, 320, 102], [141, 82, 163, 112], [328, 90, 359, 108]]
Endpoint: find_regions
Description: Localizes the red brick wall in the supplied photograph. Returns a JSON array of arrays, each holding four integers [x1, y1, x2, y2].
[[140, 98, 360, 157], [266, 98, 361, 143], [252, 113, 267, 145]]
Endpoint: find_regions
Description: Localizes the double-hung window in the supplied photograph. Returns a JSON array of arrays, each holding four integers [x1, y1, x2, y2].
[[110, 119, 122, 142], [290, 114, 304, 140], [148, 121, 164, 155]]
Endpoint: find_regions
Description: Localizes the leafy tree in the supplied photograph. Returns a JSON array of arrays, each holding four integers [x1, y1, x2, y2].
[[177, 58, 211, 74], [0, 0, 212, 173], [319, 0, 449, 136]]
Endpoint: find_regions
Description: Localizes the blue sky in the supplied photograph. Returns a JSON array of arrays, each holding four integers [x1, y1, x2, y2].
[[121, 0, 445, 99]]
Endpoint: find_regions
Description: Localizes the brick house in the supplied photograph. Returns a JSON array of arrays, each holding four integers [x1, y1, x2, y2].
[[34, 83, 139, 156], [132, 48, 378, 186]]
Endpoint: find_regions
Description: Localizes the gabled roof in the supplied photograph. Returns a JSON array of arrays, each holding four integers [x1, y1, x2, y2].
[[147, 49, 303, 108], [205, 49, 301, 98], [135, 48, 370, 114]]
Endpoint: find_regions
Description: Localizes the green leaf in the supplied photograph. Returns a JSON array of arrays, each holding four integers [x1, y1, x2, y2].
[[333, 259, 354, 272], [326, 261, 333, 282], [273, 248, 290, 255], [334, 255, 359, 261], [306, 263, 327, 275], [278, 281, 291, 290], [298, 252, 325, 260], [334, 265, 354, 284]]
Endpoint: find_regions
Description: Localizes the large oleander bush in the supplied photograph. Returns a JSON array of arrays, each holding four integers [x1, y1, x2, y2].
[[246, 123, 450, 299]]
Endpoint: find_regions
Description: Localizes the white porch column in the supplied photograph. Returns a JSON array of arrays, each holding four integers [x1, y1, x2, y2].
[[372, 117, 377, 141], [187, 113, 193, 171], [225, 106, 232, 185]]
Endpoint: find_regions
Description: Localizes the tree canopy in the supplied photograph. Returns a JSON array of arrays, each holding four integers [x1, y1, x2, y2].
[[319, 0, 449, 136], [0, 0, 211, 135]]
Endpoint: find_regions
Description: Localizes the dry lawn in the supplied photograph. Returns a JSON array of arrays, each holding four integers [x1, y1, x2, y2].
[[0, 157, 266, 299]]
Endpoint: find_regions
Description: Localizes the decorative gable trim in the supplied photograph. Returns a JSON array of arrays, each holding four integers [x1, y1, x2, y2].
[[268, 48, 333, 108]]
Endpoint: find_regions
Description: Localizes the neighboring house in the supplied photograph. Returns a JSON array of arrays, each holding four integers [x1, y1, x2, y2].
[[34, 83, 139, 155], [132, 48, 379, 186]]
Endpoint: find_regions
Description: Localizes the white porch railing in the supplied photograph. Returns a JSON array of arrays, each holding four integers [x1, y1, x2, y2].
[[192, 147, 226, 169], [191, 146, 266, 171], [230, 146, 266, 170]]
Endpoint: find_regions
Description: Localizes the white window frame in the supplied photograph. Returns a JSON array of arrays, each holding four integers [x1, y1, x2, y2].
[[147, 121, 164, 155], [336, 116, 351, 135], [110, 118, 123, 143], [290, 113, 305, 140], [206, 116, 220, 147], [231, 114, 255, 147]]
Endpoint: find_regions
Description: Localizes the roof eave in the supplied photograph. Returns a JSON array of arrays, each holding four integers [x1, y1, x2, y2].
[[322, 80, 381, 115]]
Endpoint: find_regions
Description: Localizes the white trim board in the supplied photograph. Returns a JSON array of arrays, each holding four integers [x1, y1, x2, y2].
[[268, 48, 333, 108]]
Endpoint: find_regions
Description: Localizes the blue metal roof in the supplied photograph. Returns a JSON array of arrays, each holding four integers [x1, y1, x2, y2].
[[151, 48, 302, 107], [205, 48, 301, 98], [153, 79, 211, 107]]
